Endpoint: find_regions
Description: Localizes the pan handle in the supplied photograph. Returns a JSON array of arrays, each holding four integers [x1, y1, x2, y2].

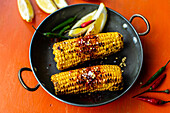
[[129, 14, 150, 36], [18, 67, 40, 91]]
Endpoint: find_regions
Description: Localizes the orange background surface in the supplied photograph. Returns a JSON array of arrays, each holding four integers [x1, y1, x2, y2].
[[0, 0, 170, 113]]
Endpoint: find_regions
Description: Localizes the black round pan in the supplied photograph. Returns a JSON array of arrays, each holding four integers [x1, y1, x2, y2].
[[18, 4, 150, 107]]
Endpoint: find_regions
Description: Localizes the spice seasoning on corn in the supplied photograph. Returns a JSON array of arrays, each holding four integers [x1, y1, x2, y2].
[[53, 32, 124, 70], [51, 65, 123, 95]]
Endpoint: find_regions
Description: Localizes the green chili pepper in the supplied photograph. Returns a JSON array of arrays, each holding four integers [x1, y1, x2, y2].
[[43, 32, 69, 39], [141, 60, 170, 88], [32, 25, 69, 39], [51, 16, 77, 32], [59, 23, 73, 35]]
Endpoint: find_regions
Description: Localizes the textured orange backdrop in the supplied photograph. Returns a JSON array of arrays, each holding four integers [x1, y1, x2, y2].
[[0, 0, 170, 113]]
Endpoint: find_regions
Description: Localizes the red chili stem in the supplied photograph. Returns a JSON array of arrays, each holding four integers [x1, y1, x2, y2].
[[165, 101, 170, 103], [132, 89, 169, 98], [149, 89, 170, 94], [132, 89, 150, 98], [137, 96, 170, 105]]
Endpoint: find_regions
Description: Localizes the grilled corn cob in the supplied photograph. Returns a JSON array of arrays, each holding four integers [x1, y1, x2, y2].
[[51, 65, 123, 95], [53, 32, 124, 70]]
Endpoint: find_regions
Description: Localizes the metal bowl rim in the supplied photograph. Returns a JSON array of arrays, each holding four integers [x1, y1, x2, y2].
[[29, 3, 143, 107]]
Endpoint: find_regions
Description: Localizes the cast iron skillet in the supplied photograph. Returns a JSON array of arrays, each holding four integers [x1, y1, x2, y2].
[[18, 4, 150, 107]]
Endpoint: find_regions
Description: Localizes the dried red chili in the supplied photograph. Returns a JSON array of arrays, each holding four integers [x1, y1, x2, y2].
[[137, 96, 170, 105]]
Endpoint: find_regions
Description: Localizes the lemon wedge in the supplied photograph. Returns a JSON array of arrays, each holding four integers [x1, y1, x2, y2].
[[68, 10, 97, 37], [53, 0, 68, 9], [85, 3, 107, 35], [35, 0, 58, 14], [17, 0, 34, 22]]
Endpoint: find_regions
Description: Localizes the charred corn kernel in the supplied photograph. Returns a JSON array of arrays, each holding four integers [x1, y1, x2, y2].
[[51, 65, 123, 95], [53, 32, 124, 70]]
